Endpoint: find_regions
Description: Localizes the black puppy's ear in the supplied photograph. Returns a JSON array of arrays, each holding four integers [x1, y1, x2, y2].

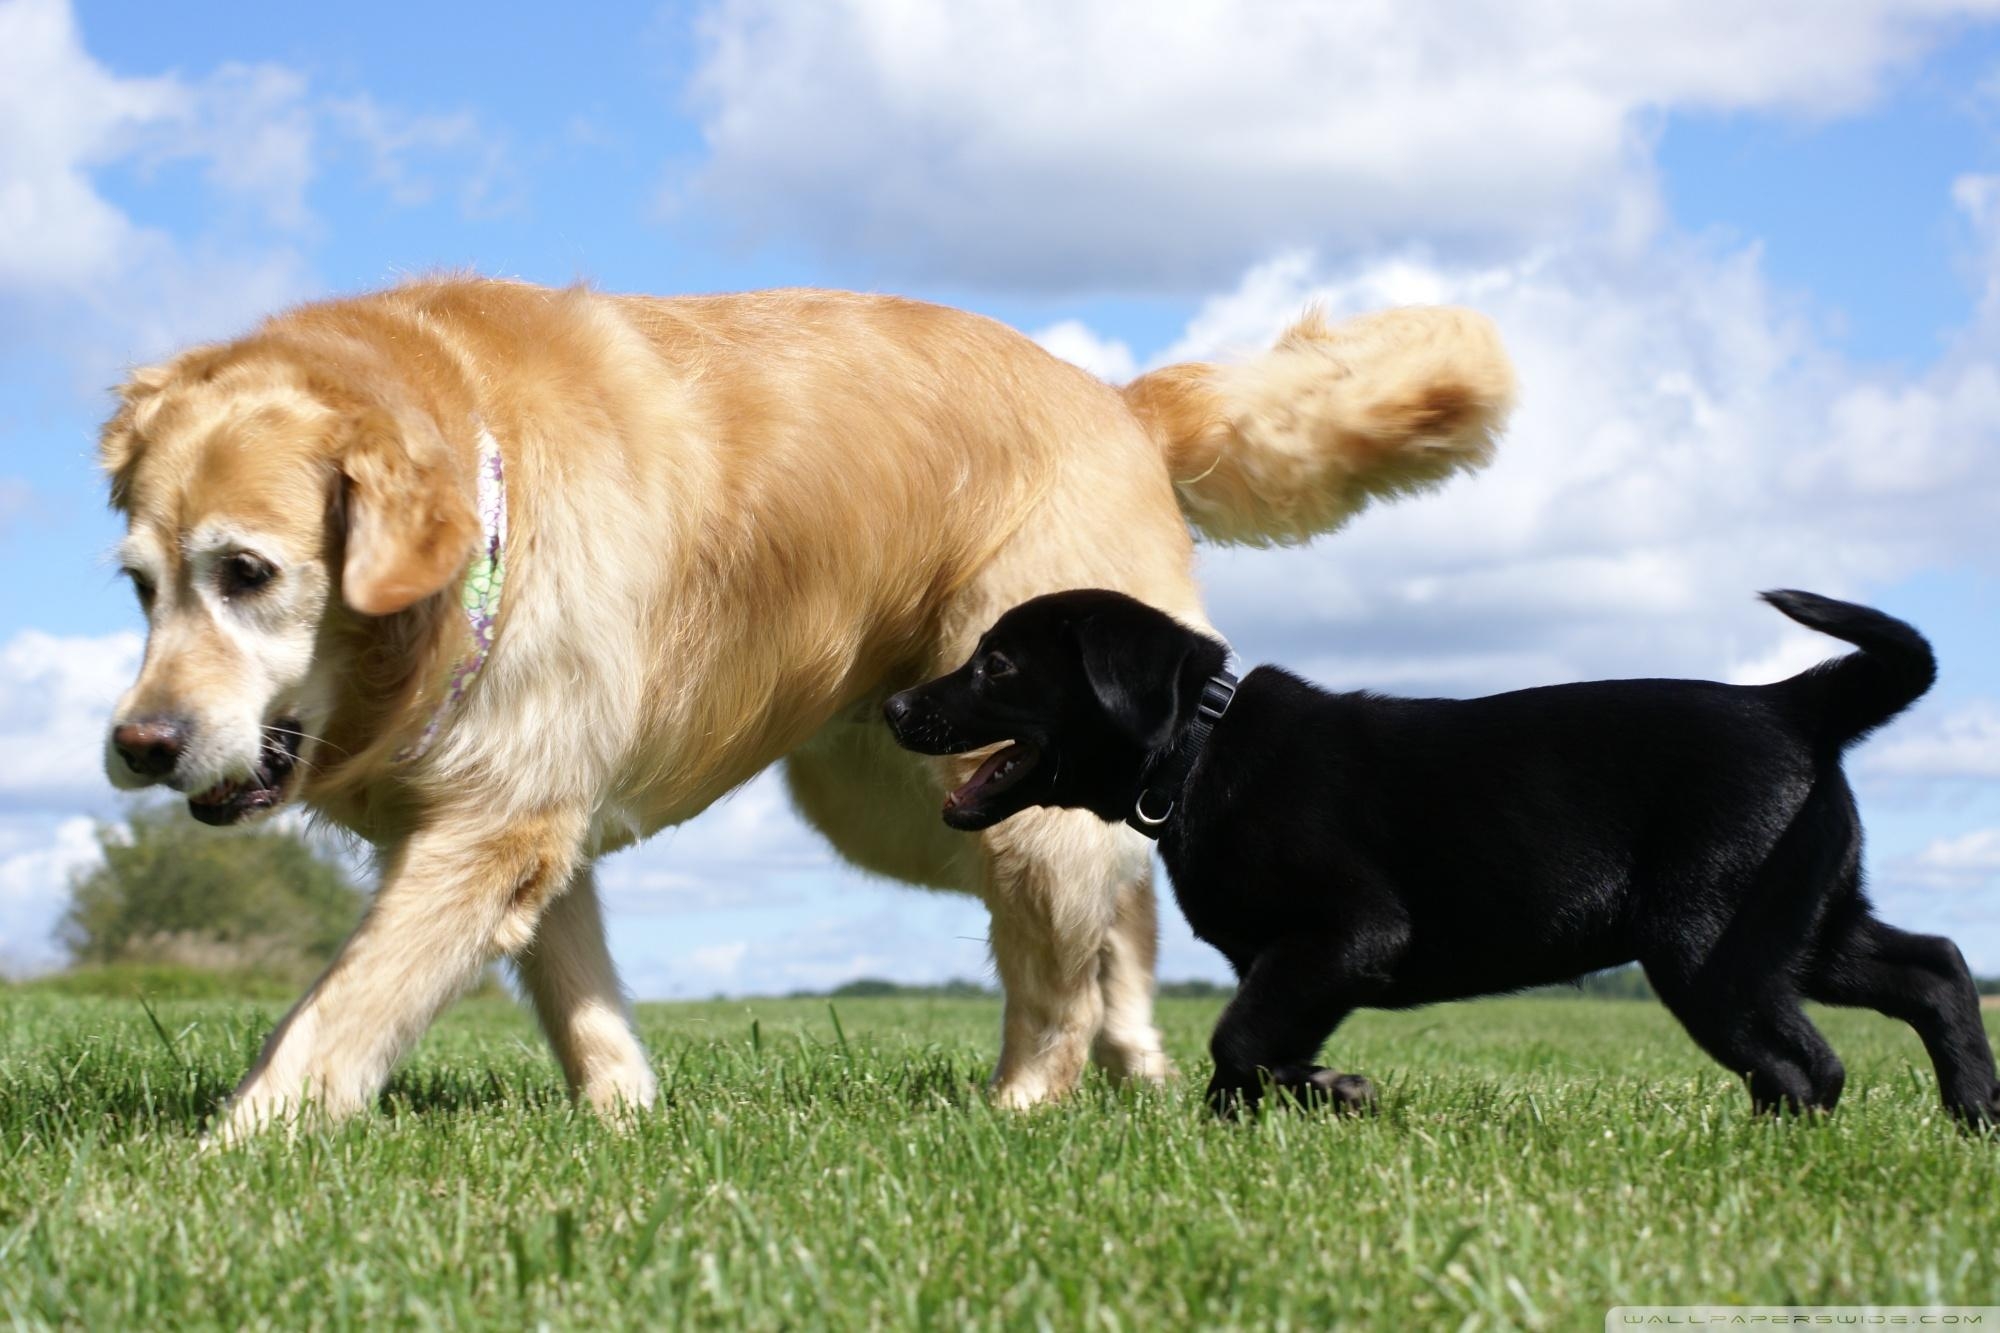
[[1073, 610, 1207, 752]]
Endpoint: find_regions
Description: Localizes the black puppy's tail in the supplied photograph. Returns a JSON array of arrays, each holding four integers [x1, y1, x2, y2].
[[1763, 590, 1936, 747]]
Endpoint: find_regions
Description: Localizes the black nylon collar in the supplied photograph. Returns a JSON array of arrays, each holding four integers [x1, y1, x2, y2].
[[1126, 669, 1238, 840]]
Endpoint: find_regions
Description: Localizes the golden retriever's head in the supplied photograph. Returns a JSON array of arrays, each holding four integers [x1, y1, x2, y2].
[[100, 338, 479, 824]]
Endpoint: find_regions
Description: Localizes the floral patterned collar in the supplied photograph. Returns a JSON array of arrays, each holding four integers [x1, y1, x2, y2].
[[394, 427, 507, 764]]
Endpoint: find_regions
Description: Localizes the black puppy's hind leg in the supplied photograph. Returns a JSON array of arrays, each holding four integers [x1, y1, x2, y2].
[[1206, 927, 1403, 1118], [1645, 785, 1858, 1118], [1647, 962, 1840, 1117], [1808, 916, 1998, 1127]]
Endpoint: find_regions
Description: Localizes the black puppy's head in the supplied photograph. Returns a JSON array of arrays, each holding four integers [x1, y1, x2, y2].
[[884, 589, 1230, 830]]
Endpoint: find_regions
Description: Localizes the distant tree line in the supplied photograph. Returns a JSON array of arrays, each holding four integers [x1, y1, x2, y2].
[[792, 977, 1243, 1000], [1532, 966, 1657, 1000], [806, 977, 995, 999]]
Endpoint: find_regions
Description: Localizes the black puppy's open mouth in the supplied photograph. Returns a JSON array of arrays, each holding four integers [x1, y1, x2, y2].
[[187, 721, 302, 827], [944, 741, 1041, 816]]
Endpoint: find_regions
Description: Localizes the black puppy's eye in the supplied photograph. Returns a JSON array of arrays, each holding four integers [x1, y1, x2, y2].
[[220, 552, 276, 597], [981, 652, 1017, 680]]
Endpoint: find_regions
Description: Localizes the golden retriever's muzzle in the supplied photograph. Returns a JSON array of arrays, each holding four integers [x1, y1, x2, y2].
[[109, 717, 187, 779], [111, 716, 305, 826]]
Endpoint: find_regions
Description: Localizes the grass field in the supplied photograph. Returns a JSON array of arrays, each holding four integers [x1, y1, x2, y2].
[[2, 991, 1996, 1330]]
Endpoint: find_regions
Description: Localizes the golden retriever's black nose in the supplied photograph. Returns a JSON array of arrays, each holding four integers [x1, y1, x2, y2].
[[112, 718, 185, 778]]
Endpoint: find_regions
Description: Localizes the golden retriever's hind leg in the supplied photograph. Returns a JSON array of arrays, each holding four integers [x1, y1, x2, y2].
[[212, 806, 587, 1144], [513, 865, 658, 1114], [1092, 863, 1174, 1085]]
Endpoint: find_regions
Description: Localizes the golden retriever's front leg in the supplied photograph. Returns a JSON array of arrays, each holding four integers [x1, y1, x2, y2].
[[981, 811, 1145, 1107], [1092, 864, 1174, 1085], [988, 906, 1103, 1108], [214, 806, 586, 1143], [514, 866, 658, 1112]]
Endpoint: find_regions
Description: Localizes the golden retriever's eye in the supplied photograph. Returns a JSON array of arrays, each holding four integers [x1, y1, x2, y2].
[[220, 552, 276, 597], [123, 568, 155, 608]]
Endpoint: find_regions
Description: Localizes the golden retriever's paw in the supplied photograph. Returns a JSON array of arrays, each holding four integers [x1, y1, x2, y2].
[[989, 1075, 1064, 1111], [1093, 1041, 1178, 1086], [211, 1061, 361, 1147], [204, 1092, 307, 1149], [580, 1063, 660, 1125]]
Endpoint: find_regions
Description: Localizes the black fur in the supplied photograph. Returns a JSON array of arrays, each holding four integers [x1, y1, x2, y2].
[[885, 589, 1999, 1126]]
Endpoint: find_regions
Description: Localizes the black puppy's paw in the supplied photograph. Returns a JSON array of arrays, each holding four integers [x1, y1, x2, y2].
[[1206, 1066, 1380, 1119], [1956, 1084, 2000, 1134], [1205, 1069, 1262, 1120], [1273, 1065, 1379, 1116]]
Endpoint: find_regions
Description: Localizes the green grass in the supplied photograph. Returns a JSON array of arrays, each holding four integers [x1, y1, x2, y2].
[[2, 992, 1995, 1330]]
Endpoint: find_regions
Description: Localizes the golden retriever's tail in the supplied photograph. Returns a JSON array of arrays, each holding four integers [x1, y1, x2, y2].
[[1121, 306, 1516, 544]]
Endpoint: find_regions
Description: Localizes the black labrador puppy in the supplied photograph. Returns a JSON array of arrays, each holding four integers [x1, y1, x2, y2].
[[884, 588, 1999, 1125]]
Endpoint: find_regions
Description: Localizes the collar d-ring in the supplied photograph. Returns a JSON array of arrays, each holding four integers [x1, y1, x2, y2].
[[1132, 789, 1175, 828]]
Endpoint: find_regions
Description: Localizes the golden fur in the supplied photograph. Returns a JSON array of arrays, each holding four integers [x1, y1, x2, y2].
[[99, 279, 1514, 1137]]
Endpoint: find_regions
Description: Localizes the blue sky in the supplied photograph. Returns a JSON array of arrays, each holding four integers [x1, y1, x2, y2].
[[3, 0, 1999, 992]]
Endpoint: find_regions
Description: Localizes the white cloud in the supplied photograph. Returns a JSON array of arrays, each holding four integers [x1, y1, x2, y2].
[[325, 94, 518, 217], [0, 0, 511, 372], [689, 0, 1998, 289], [1867, 700, 2000, 781], [159, 62, 319, 231], [0, 629, 141, 814], [1922, 827, 2000, 871], [1725, 631, 1851, 688], [0, 0, 187, 295], [0, 0, 328, 263], [608, 855, 1237, 997], [597, 769, 999, 996], [618, 890, 998, 998], [693, 902, 990, 995], [1952, 171, 2000, 316], [1031, 319, 1136, 382], [598, 770, 827, 913], [0, 814, 99, 904], [685, 940, 748, 981], [0, 813, 100, 972], [0, 0, 322, 330], [1901, 826, 2000, 892]]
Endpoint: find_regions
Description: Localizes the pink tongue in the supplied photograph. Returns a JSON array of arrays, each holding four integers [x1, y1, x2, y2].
[[947, 745, 1020, 809]]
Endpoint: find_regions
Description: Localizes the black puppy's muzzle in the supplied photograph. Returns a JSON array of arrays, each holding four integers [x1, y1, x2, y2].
[[882, 690, 920, 738], [883, 687, 973, 755]]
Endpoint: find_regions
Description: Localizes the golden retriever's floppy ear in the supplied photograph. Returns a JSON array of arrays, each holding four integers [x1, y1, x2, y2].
[[99, 363, 176, 509], [339, 406, 480, 617]]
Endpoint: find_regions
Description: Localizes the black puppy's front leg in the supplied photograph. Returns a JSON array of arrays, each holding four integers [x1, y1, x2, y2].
[[1205, 933, 1396, 1119]]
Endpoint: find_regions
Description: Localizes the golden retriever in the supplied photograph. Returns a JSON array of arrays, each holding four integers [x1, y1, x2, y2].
[[98, 280, 1513, 1139]]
